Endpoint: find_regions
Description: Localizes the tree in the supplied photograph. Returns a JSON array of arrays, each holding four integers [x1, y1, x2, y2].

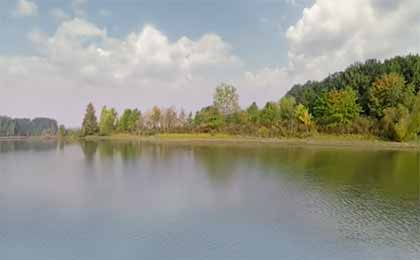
[[128, 109, 140, 133], [279, 97, 297, 131], [213, 83, 240, 116], [368, 73, 415, 118], [150, 106, 161, 129], [118, 109, 132, 133], [194, 106, 224, 131], [81, 103, 99, 136], [259, 102, 279, 127], [246, 102, 260, 124], [315, 87, 361, 130], [295, 104, 313, 132], [382, 105, 410, 142], [161, 107, 177, 132], [99, 106, 117, 136], [58, 125, 66, 137]]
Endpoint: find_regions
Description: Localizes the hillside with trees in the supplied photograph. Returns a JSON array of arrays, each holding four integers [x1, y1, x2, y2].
[[78, 54, 420, 142]]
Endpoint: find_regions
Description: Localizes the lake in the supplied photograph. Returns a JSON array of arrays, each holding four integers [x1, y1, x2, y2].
[[1, 140, 420, 260]]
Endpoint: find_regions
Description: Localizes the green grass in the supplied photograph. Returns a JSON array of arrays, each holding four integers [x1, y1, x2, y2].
[[79, 133, 420, 151]]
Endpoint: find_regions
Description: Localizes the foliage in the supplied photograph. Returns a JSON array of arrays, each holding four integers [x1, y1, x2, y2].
[[259, 102, 279, 126], [70, 55, 420, 142], [246, 102, 260, 124], [194, 106, 224, 131], [295, 104, 313, 132], [315, 87, 362, 131], [368, 73, 415, 118], [381, 105, 410, 142], [81, 103, 99, 136], [0, 116, 58, 136], [213, 83, 240, 116], [99, 106, 118, 136]]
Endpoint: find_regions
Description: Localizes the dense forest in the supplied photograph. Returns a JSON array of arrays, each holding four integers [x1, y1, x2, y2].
[[74, 54, 420, 142], [0, 116, 58, 136]]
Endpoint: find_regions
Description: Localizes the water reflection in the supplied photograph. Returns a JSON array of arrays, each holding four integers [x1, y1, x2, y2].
[[1, 140, 420, 260], [0, 140, 58, 153]]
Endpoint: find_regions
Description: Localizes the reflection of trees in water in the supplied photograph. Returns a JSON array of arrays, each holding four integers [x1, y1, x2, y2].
[[97, 141, 143, 162], [191, 146, 246, 183], [80, 141, 98, 163], [0, 140, 57, 153], [189, 145, 420, 202], [98, 141, 115, 160], [192, 145, 420, 247]]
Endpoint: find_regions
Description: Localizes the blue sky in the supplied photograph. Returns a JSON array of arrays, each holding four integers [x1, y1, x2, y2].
[[0, 0, 419, 126], [0, 0, 308, 69]]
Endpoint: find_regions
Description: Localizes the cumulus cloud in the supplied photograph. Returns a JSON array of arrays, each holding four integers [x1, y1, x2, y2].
[[14, 0, 38, 17], [286, 0, 420, 81], [3, 0, 420, 125], [239, 0, 420, 104], [0, 18, 240, 125]]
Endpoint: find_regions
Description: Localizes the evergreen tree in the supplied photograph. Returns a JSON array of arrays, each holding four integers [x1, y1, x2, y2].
[[81, 103, 99, 136]]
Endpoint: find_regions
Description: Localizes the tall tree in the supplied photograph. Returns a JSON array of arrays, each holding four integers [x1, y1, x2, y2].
[[246, 102, 260, 124], [150, 106, 161, 129], [99, 106, 117, 136], [213, 83, 240, 116], [259, 102, 279, 126], [81, 103, 99, 136]]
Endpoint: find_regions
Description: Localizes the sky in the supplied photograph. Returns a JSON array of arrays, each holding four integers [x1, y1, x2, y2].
[[1, 0, 420, 126]]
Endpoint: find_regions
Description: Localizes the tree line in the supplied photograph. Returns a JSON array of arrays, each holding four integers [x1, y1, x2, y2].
[[0, 116, 58, 136], [78, 54, 420, 142]]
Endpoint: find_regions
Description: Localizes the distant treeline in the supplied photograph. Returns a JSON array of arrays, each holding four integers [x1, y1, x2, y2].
[[74, 54, 420, 142], [0, 116, 58, 136]]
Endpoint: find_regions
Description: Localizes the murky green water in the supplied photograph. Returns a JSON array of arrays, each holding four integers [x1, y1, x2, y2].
[[1, 140, 420, 259]]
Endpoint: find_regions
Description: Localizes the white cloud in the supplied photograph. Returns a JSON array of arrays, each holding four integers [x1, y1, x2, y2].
[[14, 0, 38, 17], [49, 8, 70, 21], [238, 0, 420, 104], [286, 0, 420, 81], [0, 18, 240, 125], [3, 0, 420, 125]]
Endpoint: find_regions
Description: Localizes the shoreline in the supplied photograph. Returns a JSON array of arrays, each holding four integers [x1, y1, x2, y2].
[[1, 134, 420, 151], [83, 134, 420, 151]]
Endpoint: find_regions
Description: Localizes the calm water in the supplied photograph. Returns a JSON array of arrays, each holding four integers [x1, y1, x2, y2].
[[1, 140, 420, 260]]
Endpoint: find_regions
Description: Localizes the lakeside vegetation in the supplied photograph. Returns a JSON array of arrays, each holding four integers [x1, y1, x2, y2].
[[73, 55, 420, 143], [3, 54, 420, 145]]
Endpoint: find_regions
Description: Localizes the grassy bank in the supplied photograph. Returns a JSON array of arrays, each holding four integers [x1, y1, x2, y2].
[[82, 133, 420, 151]]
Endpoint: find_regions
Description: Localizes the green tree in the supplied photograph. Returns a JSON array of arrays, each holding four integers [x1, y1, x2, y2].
[[128, 109, 141, 133], [315, 87, 361, 130], [368, 73, 415, 118], [194, 106, 224, 131], [99, 106, 117, 136], [246, 102, 260, 124], [382, 105, 410, 142], [213, 83, 240, 116], [118, 109, 132, 132], [81, 103, 99, 136], [295, 104, 313, 132], [259, 102, 279, 127], [279, 97, 297, 130]]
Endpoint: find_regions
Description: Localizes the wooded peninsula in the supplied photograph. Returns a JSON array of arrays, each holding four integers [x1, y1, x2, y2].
[[4, 54, 420, 143]]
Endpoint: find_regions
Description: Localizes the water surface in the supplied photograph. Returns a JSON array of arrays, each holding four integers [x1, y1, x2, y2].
[[1, 140, 420, 260]]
